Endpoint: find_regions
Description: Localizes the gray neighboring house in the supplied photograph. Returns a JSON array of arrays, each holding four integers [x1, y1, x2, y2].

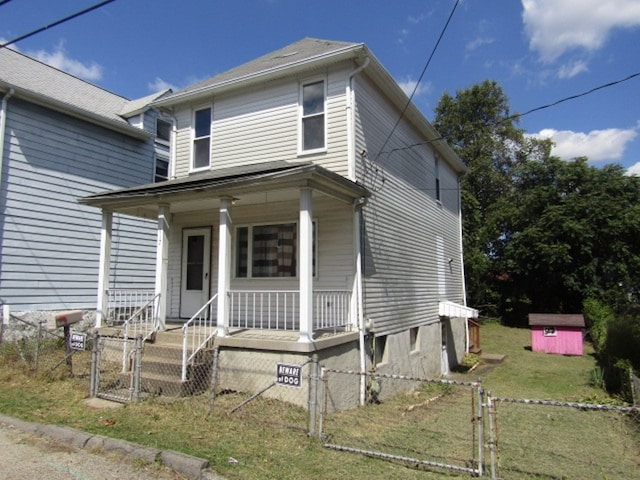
[[0, 47, 172, 323], [82, 38, 479, 408]]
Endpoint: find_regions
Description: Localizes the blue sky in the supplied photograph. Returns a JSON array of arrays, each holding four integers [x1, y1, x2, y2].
[[2, 0, 639, 173]]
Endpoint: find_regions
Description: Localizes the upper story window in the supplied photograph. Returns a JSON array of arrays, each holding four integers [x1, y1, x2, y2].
[[154, 153, 169, 182], [156, 118, 171, 144], [300, 80, 326, 152], [192, 107, 211, 170]]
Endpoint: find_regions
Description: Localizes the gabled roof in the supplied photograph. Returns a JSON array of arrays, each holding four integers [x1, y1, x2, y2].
[[153, 37, 466, 174], [0, 47, 160, 139], [155, 38, 362, 107], [528, 314, 586, 328]]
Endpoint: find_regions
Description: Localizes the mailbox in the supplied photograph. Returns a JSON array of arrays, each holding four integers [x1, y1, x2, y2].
[[55, 310, 83, 328]]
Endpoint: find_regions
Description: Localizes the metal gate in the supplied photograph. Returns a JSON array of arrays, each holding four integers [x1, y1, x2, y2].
[[90, 334, 143, 403], [319, 370, 484, 477]]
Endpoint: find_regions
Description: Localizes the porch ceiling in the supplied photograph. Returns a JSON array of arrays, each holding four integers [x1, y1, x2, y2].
[[79, 161, 371, 218]]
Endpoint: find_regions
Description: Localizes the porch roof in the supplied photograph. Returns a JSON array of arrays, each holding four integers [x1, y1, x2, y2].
[[79, 161, 371, 217]]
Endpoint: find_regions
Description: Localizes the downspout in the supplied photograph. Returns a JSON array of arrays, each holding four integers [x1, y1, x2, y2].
[[0, 89, 15, 306], [347, 57, 370, 181], [346, 57, 370, 406], [457, 174, 470, 353], [0, 89, 15, 198]]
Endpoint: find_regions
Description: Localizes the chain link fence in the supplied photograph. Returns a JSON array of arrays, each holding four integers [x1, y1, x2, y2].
[[486, 395, 640, 479], [319, 369, 484, 476], [0, 311, 92, 379]]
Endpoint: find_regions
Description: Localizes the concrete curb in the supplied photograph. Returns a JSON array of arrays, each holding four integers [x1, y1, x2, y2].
[[0, 414, 224, 480]]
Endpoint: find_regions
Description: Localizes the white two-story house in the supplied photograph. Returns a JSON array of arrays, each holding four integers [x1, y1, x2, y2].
[[81, 38, 478, 406]]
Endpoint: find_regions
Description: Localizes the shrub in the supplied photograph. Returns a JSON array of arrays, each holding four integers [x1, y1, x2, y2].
[[583, 297, 614, 355]]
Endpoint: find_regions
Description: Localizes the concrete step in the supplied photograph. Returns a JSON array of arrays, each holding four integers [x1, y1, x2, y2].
[[481, 353, 506, 364]]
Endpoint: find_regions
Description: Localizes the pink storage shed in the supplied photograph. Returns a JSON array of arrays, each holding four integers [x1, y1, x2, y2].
[[528, 314, 585, 356]]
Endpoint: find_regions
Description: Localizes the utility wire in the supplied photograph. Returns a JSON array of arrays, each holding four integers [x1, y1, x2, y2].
[[373, 0, 461, 163], [0, 0, 117, 49], [377, 69, 640, 158]]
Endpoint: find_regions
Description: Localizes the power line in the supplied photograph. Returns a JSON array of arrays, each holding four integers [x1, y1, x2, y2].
[[377, 69, 640, 159], [373, 0, 461, 163], [0, 0, 118, 49]]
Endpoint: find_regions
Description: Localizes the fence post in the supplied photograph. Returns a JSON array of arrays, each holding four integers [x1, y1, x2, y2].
[[131, 335, 143, 402], [89, 333, 99, 397], [486, 391, 497, 480], [476, 382, 484, 477], [308, 353, 319, 437], [209, 346, 220, 415], [318, 367, 328, 439]]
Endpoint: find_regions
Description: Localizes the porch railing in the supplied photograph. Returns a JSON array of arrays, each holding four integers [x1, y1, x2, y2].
[[106, 289, 156, 325], [228, 289, 352, 333], [182, 294, 218, 382]]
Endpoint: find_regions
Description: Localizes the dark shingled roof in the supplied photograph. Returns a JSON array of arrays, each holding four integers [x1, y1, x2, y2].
[[528, 314, 585, 328]]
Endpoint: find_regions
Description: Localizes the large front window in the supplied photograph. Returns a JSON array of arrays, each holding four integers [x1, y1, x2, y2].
[[192, 107, 211, 170], [300, 80, 325, 152], [236, 222, 316, 278]]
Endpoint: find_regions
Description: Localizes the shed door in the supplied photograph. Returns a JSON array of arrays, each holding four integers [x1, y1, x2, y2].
[[180, 228, 211, 318]]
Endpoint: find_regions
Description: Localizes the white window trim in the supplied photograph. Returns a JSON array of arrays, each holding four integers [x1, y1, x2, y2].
[[233, 219, 318, 279], [190, 104, 213, 172], [298, 77, 327, 156]]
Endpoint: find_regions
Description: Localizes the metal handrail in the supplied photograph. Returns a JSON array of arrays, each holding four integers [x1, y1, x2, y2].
[[181, 294, 218, 382], [122, 293, 160, 372]]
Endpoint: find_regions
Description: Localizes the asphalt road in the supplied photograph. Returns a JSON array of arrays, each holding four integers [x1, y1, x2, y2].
[[0, 423, 187, 480]]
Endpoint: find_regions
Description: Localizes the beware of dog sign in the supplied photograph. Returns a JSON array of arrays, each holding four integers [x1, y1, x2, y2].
[[276, 363, 302, 387]]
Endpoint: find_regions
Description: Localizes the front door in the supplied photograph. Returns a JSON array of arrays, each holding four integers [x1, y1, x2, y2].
[[180, 228, 211, 318]]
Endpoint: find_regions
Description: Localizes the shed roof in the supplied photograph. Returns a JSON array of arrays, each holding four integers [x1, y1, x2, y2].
[[528, 314, 585, 328]]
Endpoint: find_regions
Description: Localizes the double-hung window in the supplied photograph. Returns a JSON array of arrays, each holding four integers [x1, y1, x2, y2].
[[300, 80, 326, 152], [192, 107, 211, 170], [236, 222, 317, 278]]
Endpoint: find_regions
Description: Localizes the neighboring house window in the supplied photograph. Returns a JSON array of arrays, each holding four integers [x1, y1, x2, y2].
[[156, 118, 171, 144], [192, 107, 211, 170], [235, 222, 317, 278], [435, 156, 441, 202], [154, 153, 169, 182], [300, 80, 325, 152]]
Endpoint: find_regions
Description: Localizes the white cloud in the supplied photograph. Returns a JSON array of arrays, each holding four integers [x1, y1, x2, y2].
[[626, 162, 640, 176], [148, 77, 178, 93], [530, 126, 638, 162], [557, 59, 588, 79], [465, 36, 494, 54], [522, 0, 640, 62], [397, 77, 433, 99], [28, 42, 102, 81]]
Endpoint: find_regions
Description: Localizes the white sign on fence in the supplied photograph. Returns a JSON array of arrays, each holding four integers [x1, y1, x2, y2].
[[276, 363, 302, 387], [69, 332, 86, 351]]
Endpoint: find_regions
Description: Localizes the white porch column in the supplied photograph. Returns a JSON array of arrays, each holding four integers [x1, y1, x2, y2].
[[217, 198, 232, 337], [96, 209, 112, 328], [299, 188, 313, 343], [154, 204, 170, 331]]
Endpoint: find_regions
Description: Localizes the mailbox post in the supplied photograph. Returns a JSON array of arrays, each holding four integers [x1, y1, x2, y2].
[[54, 310, 84, 375]]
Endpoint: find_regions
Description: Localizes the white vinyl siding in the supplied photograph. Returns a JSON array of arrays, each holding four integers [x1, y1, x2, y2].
[[171, 64, 351, 178], [354, 77, 465, 336], [0, 99, 156, 311]]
